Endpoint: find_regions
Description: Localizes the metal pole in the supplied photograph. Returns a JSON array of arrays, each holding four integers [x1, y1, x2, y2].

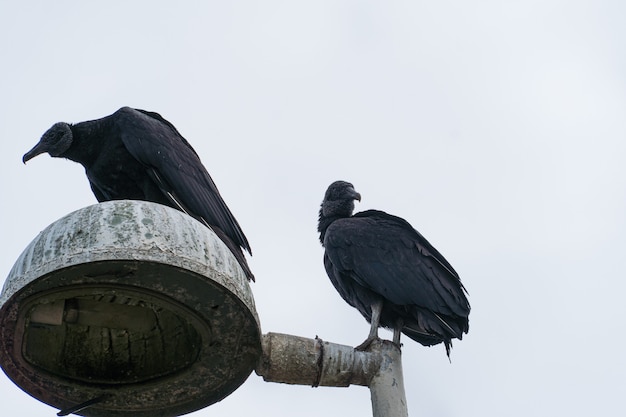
[[256, 333, 408, 416], [368, 340, 408, 417]]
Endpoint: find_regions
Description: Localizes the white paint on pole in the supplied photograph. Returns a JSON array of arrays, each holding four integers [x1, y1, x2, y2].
[[368, 340, 408, 417]]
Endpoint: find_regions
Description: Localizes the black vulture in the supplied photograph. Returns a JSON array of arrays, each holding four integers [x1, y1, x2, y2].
[[23, 107, 254, 280], [318, 181, 469, 356]]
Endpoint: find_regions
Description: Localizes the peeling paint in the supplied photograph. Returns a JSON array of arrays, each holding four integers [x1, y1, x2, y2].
[[0, 200, 261, 416]]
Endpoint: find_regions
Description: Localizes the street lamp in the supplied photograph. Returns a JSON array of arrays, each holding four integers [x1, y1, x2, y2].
[[0, 201, 261, 416]]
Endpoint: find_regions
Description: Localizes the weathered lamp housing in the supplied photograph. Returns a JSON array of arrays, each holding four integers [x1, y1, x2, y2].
[[0, 200, 261, 417]]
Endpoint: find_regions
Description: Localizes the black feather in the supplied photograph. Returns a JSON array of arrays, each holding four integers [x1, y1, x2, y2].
[[24, 107, 254, 280], [318, 180, 469, 356]]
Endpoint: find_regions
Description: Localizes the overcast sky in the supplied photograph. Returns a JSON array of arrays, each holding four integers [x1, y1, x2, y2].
[[2, 1, 626, 416]]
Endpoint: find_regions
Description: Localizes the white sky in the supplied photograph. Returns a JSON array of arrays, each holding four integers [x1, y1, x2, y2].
[[1, 1, 626, 416]]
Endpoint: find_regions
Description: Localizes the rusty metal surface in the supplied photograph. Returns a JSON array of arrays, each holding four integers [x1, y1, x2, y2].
[[0, 200, 261, 416], [256, 332, 391, 388], [256, 333, 408, 417]]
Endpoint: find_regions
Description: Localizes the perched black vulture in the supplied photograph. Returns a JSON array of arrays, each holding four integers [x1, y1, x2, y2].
[[318, 181, 469, 356], [23, 107, 254, 280]]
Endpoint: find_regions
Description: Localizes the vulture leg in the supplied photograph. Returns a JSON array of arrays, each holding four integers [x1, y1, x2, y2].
[[355, 299, 383, 351], [393, 317, 404, 347]]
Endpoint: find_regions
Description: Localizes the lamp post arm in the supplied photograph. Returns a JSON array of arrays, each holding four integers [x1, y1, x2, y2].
[[256, 332, 408, 417]]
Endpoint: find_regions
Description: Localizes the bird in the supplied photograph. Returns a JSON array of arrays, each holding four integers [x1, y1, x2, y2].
[[23, 107, 254, 281], [317, 180, 469, 357]]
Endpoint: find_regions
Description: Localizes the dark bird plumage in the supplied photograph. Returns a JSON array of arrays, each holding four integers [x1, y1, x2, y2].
[[318, 181, 469, 357], [24, 107, 254, 280]]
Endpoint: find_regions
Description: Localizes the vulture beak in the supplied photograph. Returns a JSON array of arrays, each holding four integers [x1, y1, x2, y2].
[[22, 142, 46, 164], [351, 188, 362, 202]]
